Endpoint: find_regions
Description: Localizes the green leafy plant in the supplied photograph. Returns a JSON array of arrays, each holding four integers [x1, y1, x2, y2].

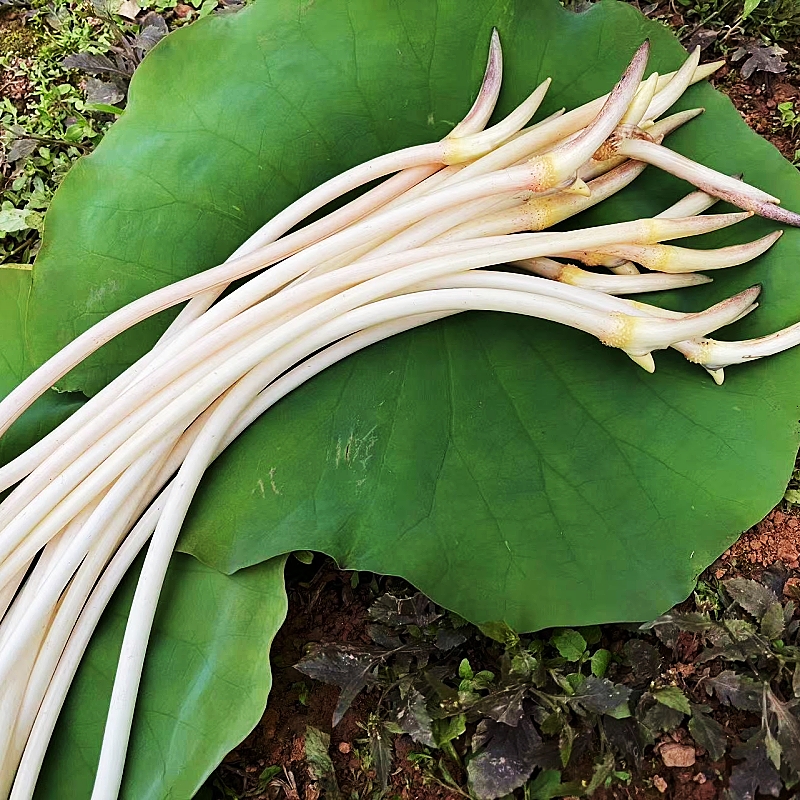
[[1, 0, 800, 797], [775, 100, 800, 166], [290, 572, 800, 799], [777, 101, 800, 135], [673, 0, 800, 46], [645, 573, 800, 799], [0, 2, 177, 267]]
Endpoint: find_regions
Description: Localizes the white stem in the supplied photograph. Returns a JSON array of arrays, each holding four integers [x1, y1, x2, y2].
[[0, 505, 101, 649], [11, 313, 461, 800], [0, 31, 510, 445], [591, 231, 782, 273], [0, 442, 177, 692], [9, 500, 167, 800], [621, 71, 659, 126], [514, 257, 712, 294], [2, 210, 744, 556], [5, 443, 177, 787], [656, 187, 719, 219], [643, 47, 701, 121], [617, 138, 780, 206]]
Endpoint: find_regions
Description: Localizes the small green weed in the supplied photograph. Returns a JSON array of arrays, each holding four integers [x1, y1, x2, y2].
[[777, 101, 799, 133], [775, 100, 800, 164]]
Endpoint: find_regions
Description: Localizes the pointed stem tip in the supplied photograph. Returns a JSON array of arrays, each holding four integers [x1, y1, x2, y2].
[[449, 28, 504, 138]]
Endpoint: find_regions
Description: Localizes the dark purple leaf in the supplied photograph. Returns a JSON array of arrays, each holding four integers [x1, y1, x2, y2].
[[368, 592, 440, 628], [7, 138, 38, 163], [688, 708, 727, 761], [724, 578, 779, 620], [766, 688, 800, 775], [435, 627, 467, 650], [424, 668, 459, 703], [685, 28, 718, 52], [472, 685, 529, 726], [571, 676, 631, 715], [85, 78, 126, 105], [642, 611, 717, 641], [366, 623, 402, 649], [603, 717, 653, 764], [369, 726, 393, 789], [697, 619, 764, 663], [705, 670, 763, 712], [295, 644, 385, 726], [761, 563, 789, 598], [623, 640, 662, 686], [728, 730, 782, 800], [731, 41, 788, 80], [133, 13, 168, 51], [396, 689, 434, 747], [468, 716, 549, 800], [62, 53, 129, 77]]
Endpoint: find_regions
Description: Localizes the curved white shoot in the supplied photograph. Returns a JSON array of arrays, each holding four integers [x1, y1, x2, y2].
[[591, 231, 782, 273], [525, 40, 651, 189], [678, 319, 800, 380], [444, 78, 553, 163], [515, 257, 712, 294], [621, 71, 660, 126], [644, 46, 701, 121], [612, 284, 760, 356], [616, 139, 799, 226], [449, 28, 504, 137]]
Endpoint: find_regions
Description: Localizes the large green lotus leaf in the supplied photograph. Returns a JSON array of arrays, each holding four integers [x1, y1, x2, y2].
[[35, 553, 287, 799], [0, 270, 83, 470], [24, 0, 800, 629]]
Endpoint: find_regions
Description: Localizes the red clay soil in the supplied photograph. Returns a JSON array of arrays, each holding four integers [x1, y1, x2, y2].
[[714, 505, 800, 582], [718, 67, 800, 164]]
